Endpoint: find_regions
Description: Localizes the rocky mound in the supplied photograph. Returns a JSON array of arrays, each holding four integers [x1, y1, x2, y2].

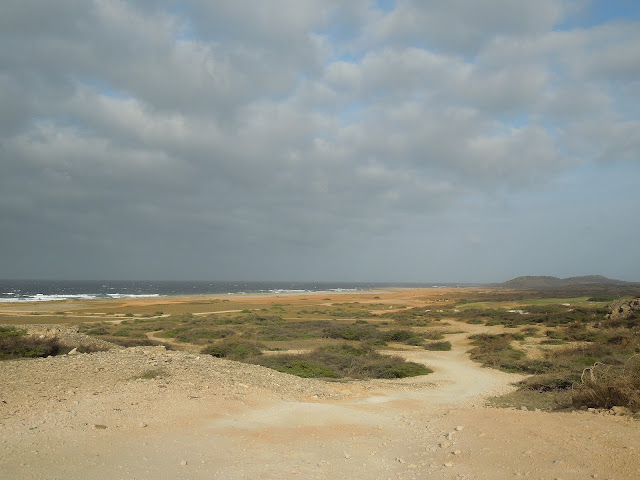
[[607, 297, 640, 321]]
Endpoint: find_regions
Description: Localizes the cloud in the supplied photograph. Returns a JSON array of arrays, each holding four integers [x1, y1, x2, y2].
[[358, 0, 567, 55], [1, 0, 639, 281]]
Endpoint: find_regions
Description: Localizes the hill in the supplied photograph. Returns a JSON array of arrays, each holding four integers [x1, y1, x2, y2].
[[491, 275, 640, 295]]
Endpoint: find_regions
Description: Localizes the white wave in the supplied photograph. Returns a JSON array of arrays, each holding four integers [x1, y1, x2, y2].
[[269, 289, 308, 294], [106, 293, 160, 299], [0, 293, 161, 302], [0, 294, 95, 302]]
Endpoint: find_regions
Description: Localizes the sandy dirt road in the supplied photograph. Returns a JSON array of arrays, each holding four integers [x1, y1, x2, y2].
[[1, 321, 639, 480]]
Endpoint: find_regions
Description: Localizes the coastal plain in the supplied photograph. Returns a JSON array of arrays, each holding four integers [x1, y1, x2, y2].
[[1, 287, 639, 479]]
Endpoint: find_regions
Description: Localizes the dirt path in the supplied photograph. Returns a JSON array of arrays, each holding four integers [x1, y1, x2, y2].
[[1, 323, 639, 479]]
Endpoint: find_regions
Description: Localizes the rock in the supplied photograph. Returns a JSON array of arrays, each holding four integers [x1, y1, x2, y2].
[[67, 348, 78, 356], [92, 424, 107, 430], [180, 460, 187, 466], [610, 406, 631, 415], [455, 425, 464, 431], [444, 462, 453, 468], [453, 450, 461, 455], [607, 297, 640, 321], [520, 406, 528, 411], [396, 457, 406, 464], [139, 422, 148, 428]]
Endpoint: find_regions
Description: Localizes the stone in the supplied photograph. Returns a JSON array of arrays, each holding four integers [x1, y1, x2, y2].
[[455, 426, 464, 431], [180, 460, 187, 466], [607, 297, 640, 321], [610, 406, 631, 415]]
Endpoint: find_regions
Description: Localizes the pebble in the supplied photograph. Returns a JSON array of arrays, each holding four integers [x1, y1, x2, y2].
[[444, 462, 453, 468], [455, 426, 464, 431], [180, 460, 187, 466]]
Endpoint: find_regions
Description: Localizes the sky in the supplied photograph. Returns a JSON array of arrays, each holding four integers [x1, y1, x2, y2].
[[1, 0, 639, 283]]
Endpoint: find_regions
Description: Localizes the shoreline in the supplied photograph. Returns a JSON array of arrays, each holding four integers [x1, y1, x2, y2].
[[0, 286, 480, 306]]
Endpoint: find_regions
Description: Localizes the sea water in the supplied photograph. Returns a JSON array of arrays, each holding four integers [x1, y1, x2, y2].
[[0, 279, 464, 302]]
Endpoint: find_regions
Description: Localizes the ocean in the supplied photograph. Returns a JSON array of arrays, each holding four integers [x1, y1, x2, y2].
[[0, 280, 462, 302]]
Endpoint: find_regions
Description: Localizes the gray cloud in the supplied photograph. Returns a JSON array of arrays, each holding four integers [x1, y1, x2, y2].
[[1, 1, 639, 282]]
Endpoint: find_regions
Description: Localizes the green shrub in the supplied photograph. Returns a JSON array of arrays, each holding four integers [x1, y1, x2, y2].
[[322, 324, 378, 341], [112, 328, 136, 337], [516, 373, 579, 392], [0, 326, 27, 338], [365, 361, 432, 379], [380, 329, 420, 343], [86, 327, 109, 336], [257, 357, 341, 378], [425, 341, 452, 351], [175, 328, 237, 344], [254, 343, 432, 380], [521, 326, 540, 336], [201, 340, 264, 360], [468, 334, 533, 373], [0, 336, 64, 360]]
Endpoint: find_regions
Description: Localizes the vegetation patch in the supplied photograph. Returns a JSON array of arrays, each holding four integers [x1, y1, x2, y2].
[[425, 341, 452, 351], [201, 339, 265, 360], [256, 357, 341, 378], [0, 326, 108, 359], [571, 356, 640, 412], [255, 344, 432, 380]]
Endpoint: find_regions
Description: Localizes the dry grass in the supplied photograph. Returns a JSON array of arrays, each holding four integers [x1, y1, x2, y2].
[[571, 355, 640, 412]]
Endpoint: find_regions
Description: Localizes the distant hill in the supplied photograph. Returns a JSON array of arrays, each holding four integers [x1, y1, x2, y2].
[[492, 275, 636, 290]]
